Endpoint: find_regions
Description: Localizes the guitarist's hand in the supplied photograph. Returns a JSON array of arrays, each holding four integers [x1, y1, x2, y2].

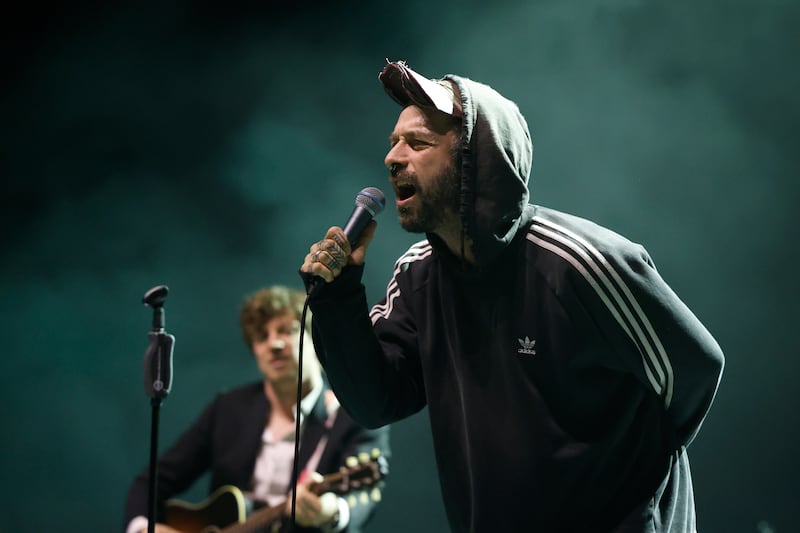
[[286, 473, 341, 528]]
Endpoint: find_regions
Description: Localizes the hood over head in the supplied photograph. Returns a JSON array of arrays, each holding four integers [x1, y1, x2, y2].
[[379, 60, 534, 268]]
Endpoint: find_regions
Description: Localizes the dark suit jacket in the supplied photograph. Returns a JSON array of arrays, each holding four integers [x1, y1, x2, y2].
[[124, 381, 390, 532]]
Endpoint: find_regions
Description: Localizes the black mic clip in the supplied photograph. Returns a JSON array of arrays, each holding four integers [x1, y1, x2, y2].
[[142, 285, 175, 402]]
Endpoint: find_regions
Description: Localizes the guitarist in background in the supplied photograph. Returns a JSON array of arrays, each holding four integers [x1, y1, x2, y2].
[[124, 285, 390, 533]]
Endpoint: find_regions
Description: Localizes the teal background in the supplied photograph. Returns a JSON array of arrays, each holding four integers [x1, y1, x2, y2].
[[2, 2, 797, 532]]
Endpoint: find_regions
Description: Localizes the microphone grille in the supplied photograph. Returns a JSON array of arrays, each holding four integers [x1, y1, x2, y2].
[[355, 187, 386, 216]]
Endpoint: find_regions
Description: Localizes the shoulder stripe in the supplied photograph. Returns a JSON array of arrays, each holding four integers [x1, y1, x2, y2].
[[369, 240, 432, 324], [528, 217, 674, 408]]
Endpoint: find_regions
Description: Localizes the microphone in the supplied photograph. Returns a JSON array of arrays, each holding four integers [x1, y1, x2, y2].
[[303, 187, 386, 293], [342, 187, 386, 246]]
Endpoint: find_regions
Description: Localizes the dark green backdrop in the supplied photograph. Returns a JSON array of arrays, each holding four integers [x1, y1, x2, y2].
[[2, 2, 797, 532]]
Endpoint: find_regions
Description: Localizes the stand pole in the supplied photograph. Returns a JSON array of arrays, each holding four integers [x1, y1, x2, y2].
[[141, 285, 175, 533], [147, 398, 161, 533]]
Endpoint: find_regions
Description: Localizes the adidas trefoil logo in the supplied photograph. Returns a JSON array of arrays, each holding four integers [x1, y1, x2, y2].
[[517, 336, 537, 355]]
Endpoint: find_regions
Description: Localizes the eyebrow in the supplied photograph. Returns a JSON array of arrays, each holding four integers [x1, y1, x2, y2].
[[388, 127, 435, 145]]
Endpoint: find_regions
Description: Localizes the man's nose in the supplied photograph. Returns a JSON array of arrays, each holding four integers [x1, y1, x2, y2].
[[384, 143, 407, 173], [270, 338, 286, 351]]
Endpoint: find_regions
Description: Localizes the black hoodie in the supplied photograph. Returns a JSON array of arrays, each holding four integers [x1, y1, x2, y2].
[[306, 65, 724, 532]]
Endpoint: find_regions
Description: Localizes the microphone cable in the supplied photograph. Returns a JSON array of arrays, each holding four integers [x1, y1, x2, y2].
[[287, 186, 384, 527], [288, 293, 313, 531]]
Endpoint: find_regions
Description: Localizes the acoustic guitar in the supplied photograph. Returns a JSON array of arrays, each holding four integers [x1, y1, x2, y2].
[[163, 451, 387, 533]]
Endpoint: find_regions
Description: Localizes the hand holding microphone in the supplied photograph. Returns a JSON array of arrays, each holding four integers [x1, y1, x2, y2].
[[302, 187, 385, 285]]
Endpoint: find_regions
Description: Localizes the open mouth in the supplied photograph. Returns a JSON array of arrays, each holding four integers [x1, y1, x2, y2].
[[395, 181, 417, 201]]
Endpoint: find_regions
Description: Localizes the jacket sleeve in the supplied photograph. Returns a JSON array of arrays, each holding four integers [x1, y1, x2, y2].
[[306, 264, 426, 429], [573, 240, 724, 447]]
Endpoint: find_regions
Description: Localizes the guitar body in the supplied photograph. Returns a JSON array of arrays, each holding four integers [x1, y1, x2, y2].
[[163, 453, 386, 533], [165, 485, 247, 533]]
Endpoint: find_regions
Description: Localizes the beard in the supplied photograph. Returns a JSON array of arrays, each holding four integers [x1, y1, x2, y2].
[[397, 158, 461, 235]]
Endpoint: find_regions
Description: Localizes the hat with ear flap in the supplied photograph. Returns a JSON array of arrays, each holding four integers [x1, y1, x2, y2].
[[378, 60, 462, 117]]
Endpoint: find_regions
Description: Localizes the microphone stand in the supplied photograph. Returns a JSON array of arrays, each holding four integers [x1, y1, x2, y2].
[[141, 285, 175, 533]]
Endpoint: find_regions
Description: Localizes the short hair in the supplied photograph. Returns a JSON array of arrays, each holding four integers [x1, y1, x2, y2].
[[239, 285, 310, 347]]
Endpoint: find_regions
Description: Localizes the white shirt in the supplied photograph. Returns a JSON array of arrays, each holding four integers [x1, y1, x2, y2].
[[250, 380, 323, 506]]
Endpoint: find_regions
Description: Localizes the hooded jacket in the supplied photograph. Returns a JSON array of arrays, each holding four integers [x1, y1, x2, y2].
[[305, 67, 724, 532]]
